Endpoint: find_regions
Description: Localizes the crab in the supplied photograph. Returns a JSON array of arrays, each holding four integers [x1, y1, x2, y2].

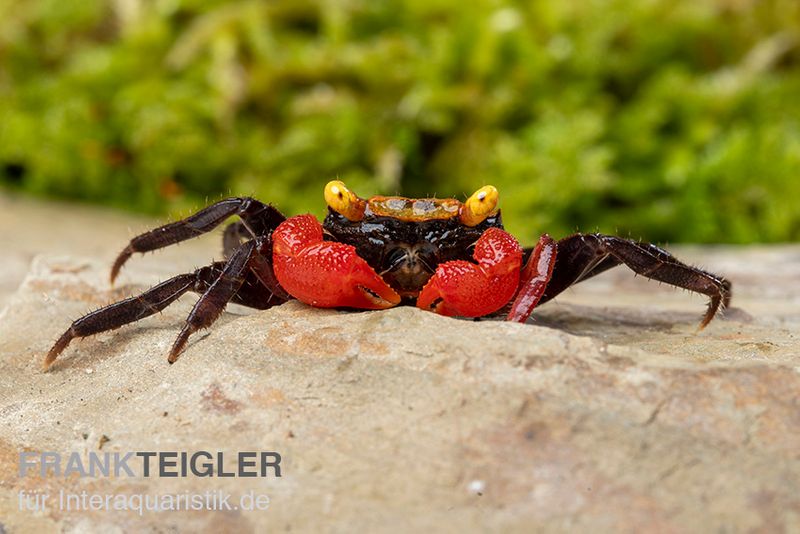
[[44, 181, 732, 369]]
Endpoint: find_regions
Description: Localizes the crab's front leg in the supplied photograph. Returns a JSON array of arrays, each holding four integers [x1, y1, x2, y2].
[[417, 228, 523, 317], [272, 214, 401, 309]]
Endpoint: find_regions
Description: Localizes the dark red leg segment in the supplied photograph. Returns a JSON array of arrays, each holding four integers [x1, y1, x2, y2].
[[111, 198, 285, 283], [506, 234, 557, 323]]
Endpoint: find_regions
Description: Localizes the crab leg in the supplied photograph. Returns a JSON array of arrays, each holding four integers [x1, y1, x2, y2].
[[417, 227, 523, 317], [111, 198, 285, 283], [272, 215, 401, 309], [506, 234, 558, 323], [535, 233, 732, 329], [44, 274, 197, 369], [44, 239, 290, 369], [167, 240, 262, 362]]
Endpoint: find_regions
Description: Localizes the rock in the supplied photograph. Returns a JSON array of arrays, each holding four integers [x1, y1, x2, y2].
[[1, 196, 799, 532], [0, 193, 216, 309]]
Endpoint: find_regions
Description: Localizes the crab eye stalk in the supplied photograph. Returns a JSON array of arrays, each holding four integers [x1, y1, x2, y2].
[[460, 185, 499, 226], [324, 180, 366, 221]]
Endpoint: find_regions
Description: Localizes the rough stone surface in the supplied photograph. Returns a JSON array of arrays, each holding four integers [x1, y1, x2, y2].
[[1, 194, 799, 533]]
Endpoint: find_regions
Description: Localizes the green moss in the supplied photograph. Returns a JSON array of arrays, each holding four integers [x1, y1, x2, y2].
[[1, 0, 798, 243]]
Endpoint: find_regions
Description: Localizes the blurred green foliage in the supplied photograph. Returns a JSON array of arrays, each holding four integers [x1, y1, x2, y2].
[[1, 0, 799, 243]]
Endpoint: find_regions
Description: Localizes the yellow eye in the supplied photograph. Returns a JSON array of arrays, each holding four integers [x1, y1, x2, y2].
[[460, 185, 499, 226], [324, 180, 366, 221]]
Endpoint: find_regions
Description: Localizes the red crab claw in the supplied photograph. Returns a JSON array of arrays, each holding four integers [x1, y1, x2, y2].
[[417, 227, 523, 317], [272, 214, 401, 309]]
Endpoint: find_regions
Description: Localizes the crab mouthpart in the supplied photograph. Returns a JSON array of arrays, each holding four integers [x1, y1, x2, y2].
[[380, 243, 438, 296]]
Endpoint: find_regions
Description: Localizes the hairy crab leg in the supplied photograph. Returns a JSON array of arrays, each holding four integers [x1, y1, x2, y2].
[[536, 233, 732, 329], [271, 215, 401, 309], [111, 198, 285, 284], [45, 274, 196, 369], [168, 240, 257, 362], [417, 227, 523, 317], [44, 241, 290, 369], [506, 234, 557, 323]]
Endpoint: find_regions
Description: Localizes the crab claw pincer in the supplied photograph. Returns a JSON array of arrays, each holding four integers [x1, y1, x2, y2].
[[272, 214, 401, 309], [417, 227, 523, 317]]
